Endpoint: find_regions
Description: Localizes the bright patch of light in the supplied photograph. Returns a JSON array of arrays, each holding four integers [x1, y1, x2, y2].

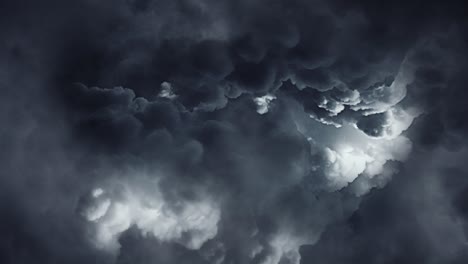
[[92, 188, 104, 198], [158, 82, 177, 99], [254, 94, 276, 114], [81, 182, 220, 252]]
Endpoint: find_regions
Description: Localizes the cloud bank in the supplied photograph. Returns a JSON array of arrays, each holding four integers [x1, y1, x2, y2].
[[1, 0, 468, 264]]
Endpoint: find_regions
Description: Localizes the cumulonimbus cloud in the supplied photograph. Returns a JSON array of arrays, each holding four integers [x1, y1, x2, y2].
[[1, 1, 467, 264]]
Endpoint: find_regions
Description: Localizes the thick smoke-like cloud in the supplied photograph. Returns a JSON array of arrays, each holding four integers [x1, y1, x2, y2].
[[1, 0, 468, 264]]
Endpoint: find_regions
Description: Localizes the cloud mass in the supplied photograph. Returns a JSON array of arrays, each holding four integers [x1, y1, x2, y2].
[[1, 0, 468, 264]]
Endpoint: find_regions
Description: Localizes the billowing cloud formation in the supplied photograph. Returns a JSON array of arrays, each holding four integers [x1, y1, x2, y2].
[[80, 183, 220, 252], [69, 63, 415, 262], [1, 0, 468, 264]]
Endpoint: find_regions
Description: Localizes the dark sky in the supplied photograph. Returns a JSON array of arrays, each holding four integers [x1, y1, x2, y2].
[[1, 0, 468, 264]]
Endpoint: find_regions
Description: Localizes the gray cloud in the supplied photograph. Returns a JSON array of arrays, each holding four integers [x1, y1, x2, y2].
[[1, 0, 468, 264]]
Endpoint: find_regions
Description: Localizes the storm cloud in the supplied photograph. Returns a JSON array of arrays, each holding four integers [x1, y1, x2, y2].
[[1, 0, 468, 264]]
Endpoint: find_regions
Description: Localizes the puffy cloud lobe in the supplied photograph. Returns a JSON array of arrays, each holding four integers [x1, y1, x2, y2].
[[289, 68, 335, 91], [79, 181, 220, 252], [158, 82, 177, 100], [253, 94, 276, 114]]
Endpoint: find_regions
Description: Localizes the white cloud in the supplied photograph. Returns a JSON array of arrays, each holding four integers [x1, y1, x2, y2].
[[292, 101, 413, 191], [260, 229, 317, 264], [81, 183, 220, 252], [254, 94, 276, 114], [317, 96, 345, 116], [322, 134, 412, 190], [380, 106, 422, 139], [323, 145, 372, 186], [158, 82, 177, 99]]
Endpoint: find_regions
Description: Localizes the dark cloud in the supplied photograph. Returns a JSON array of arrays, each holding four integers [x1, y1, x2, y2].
[[301, 149, 468, 264], [1, 0, 468, 264]]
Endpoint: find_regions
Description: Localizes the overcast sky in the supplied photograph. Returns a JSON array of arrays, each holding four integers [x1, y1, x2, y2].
[[1, 0, 468, 264]]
